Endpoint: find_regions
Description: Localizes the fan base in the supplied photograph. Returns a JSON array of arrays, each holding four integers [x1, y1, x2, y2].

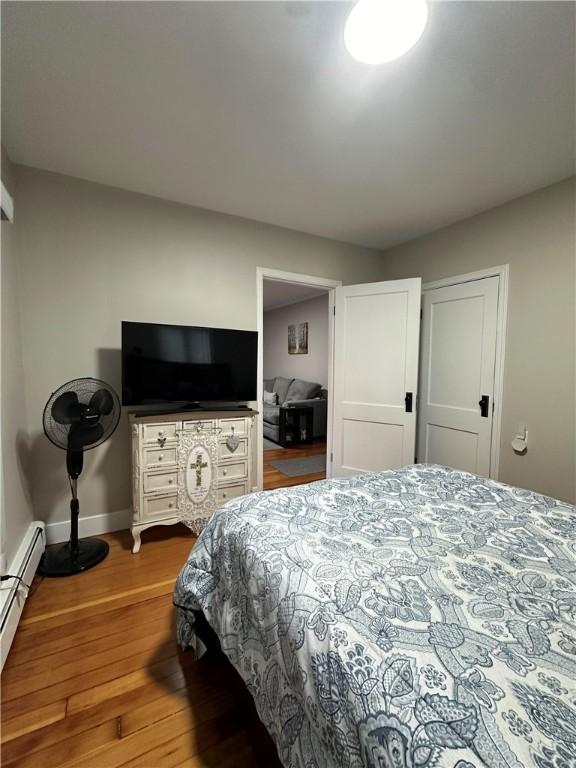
[[38, 538, 109, 577]]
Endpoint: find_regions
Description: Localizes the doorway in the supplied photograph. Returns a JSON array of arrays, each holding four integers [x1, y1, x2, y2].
[[417, 266, 508, 478], [256, 268, 340, 490], [255, 266, 507, 490]]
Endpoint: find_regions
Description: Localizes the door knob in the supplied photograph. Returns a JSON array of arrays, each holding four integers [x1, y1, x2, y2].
[[479, 395, 490, 418]]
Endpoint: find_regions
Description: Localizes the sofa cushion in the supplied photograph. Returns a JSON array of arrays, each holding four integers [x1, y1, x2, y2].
[[286, 378, 322, 401], [273, 376, 294, 404], [263, 404, 280, 425], [263, 378, 274, 392]]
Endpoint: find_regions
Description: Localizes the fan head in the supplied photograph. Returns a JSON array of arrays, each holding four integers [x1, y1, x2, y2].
[[43, 378, 121, 452]]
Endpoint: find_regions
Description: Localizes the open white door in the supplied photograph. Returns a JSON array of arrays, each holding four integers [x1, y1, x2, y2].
[[331, 278, 421, 477], [417, 276, 499, 476]]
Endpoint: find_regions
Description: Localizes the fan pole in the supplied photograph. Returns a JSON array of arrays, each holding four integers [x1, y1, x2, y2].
[[70, 478, 79, 555], [66, 448, 83, 556]]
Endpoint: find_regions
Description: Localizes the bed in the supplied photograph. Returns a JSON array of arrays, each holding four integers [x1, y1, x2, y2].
[[174, 464, 576, 768]]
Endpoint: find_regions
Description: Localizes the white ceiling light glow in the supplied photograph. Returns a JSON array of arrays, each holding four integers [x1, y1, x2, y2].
[[344, 0, 429, 65]]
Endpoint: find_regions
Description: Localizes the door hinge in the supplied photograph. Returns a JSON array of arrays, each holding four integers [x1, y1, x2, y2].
[[420, 308, 423, 320], [330, 452, 333, 462], [333, 306, 336, 316]]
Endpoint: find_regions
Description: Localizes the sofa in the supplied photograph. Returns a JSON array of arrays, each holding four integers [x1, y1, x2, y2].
[[263, 376, 327, 443]]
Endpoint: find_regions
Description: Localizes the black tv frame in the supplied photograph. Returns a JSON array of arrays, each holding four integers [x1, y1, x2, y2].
[[121, 321, 257, 412]]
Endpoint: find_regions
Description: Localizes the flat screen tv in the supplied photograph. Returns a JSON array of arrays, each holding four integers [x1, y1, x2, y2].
[[121, 321, 257, 407]]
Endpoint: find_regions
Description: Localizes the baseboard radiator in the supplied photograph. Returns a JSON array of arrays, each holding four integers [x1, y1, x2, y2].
[[1, 522, 46, 671]]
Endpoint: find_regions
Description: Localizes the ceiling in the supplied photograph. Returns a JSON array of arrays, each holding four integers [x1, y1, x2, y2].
[[263, 280, 328, 311], [2, 1, 574, 250]]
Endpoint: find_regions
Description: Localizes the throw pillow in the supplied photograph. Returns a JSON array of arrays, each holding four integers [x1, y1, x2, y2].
[[286, 379, 322, 401], [263, 391, 278, 406], [274, 376, 294, 404]]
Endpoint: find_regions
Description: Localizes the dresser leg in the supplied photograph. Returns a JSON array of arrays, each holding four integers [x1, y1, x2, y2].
[[131, 528, 141, 554]]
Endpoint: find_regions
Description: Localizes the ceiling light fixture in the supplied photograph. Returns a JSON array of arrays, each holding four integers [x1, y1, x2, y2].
[[344, 0, 429, 65]]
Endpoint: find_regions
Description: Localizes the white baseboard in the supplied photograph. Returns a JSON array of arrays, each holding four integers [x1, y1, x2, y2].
[[1, 521, 46, 671], [45, 508, 131, 545]]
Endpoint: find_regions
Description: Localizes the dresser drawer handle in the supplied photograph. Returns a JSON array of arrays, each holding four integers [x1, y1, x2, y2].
[[158, 454, 163, 461], [168, 478, 173, 484], [222, 492, 227, 498], [168, 502, 173, 509], [158, 430, 165, 437], [222, 469, 227, 476]]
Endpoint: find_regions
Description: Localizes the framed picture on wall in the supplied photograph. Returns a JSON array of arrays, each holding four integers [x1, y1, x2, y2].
[[288, 322, 308, 354]]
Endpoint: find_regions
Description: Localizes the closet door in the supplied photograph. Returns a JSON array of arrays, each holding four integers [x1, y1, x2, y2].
[[417, 276, 499, 476], [331, 279, 421, 476]]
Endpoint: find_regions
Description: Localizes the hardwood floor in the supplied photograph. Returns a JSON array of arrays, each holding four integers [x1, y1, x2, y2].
[[1, 526, 282, 768], [263, 438, 326, 490]]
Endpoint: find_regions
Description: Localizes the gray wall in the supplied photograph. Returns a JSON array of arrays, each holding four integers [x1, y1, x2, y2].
[[264, 294, 329, 388], [379, 178, 576, 503], [14, 166, 386, 528], [1, 147, 34, 567], [6, 163, 574, 540]]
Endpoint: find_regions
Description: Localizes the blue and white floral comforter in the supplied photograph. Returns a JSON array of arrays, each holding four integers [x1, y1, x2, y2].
[[174, 464, 576, 768]]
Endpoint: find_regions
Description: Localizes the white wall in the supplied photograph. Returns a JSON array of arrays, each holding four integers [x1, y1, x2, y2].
[[379, 178, 576, 504], [263, 294, 329, 388], [1, 147, 34, 568], [14, 166, 386, 528]]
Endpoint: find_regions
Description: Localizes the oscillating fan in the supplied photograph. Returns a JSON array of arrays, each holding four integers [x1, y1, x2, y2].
[[40, 378, 121, 576]]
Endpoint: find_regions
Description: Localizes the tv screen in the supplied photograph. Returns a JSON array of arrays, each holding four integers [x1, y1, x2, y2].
[[121, 322, 257, 407]]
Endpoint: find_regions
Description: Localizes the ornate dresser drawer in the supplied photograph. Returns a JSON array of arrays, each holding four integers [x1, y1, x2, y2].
[[217, 483, 248, 504], [218, 418, 248, 436], [142, 422, 178, 445], [143, 446, 177, 468], [143, 470, 177, 494], [183, 419, 216, 432], [217, 459, 248, 484], [218, 437, 248, 461], [143, 494, 178, 520]]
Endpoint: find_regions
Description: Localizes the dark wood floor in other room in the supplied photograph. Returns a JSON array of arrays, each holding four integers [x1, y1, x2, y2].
[[263, 438, 326, 490], [1, 526, 283, 768]]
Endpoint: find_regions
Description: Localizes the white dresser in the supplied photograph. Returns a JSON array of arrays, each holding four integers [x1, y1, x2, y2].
[[129, 409, 258, 552]]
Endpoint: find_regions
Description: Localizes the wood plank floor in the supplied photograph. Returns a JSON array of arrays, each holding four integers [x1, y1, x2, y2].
[[263, 438, 326, 490], [1, 526, 282, 768]]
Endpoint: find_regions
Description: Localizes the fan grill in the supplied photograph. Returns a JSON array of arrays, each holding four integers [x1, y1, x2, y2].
[[43, 377, 121, 451]]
